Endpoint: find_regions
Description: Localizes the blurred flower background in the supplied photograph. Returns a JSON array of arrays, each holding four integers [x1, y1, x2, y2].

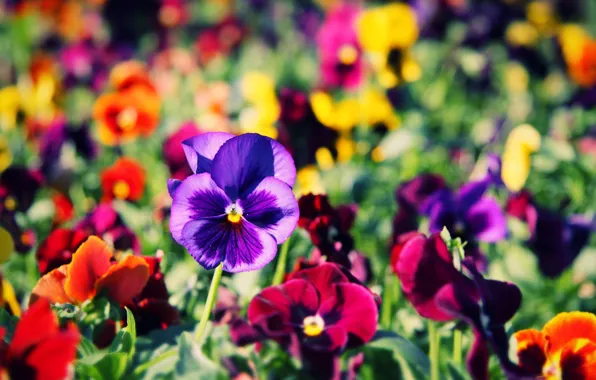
[[0, 0, 595, 379]]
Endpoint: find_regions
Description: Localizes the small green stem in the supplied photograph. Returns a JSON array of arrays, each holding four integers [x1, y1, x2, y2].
[[195, 263, 224, 343], [453, 328, 462, 366], [428, 321, 441, 380], [271, 237, 291, 286], [132, 348, 177, 376], [381, 270, 395, 329]]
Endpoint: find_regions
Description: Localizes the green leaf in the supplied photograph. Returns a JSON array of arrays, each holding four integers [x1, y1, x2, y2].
[[95, 352, 129, 380], [110, 307, 136, 359], [175, 332, 224, 380], [369, 330, 430, 377], [0, 308, 19, 341], [77, 336, 99, 358]]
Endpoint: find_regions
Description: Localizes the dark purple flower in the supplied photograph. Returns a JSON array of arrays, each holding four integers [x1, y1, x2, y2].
[[422, 180, 507, 243], [75, 204, 140, 254], [435, 259, 526, 379], [392, 174, 445, 242], [247, 263, 378, 379], [0, 166, 42, 213], [507, 191, 594, 278], [168, 133, 299, 272]]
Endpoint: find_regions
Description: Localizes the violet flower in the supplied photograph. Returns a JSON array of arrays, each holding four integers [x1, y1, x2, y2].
[[168, 133, 299, 272]]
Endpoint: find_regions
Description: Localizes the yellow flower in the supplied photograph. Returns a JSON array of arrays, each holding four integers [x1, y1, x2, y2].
[[310, 91, 359, 132], [239, 71, 280, 138], [18, 73, 58, 122], [0, 86, 20, 130], [0, 226, 13, 264], [240, 71, 277, 105], [558, 24, 589, 65], [506, 21, 540, 47], [296, 165, 326, 195], [1, 277, 21, 317], [527, 1, 557, 35], [501, 124, 541, 192], [504, 62, 530, 94], [0, 136, 12, 173], [361, 89, 400, 130], [357, 3, 418, 53]]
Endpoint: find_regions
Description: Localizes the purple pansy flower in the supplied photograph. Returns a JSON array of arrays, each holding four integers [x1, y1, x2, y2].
[[168, 133, 299, 272]]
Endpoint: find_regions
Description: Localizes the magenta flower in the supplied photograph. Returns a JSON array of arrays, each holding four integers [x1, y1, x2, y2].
[[317, 4, 364, 90], [163, 121, 201, 180], [168, 133, 299, 272], [247, 262, 378, 354]]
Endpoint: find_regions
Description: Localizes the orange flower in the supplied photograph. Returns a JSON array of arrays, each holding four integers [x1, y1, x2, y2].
[[31, 236, 150, 305], [570, 39, 596, 87], [110, 61, 157, 94], [93, 86, 160, 145], [514, 312, 596, 379], [100, 157, 146, 202]]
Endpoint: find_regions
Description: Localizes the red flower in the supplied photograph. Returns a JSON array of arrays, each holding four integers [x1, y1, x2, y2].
[[0, 298, 79, 380], [163, 122, 201, 180], [100, 157, 146, 202], [51, 193, 74, 226], [36, 228, 89, 275], [248, 263, 378, 353]]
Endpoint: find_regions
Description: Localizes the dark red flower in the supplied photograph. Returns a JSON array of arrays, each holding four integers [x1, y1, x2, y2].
[[395, 233, 477, 321], [0, 298, 79, 380], [163, 122, 201, 180], [247, 263, 378, 353], [36, 228, 90, 275], [297, 194, 357, 267]]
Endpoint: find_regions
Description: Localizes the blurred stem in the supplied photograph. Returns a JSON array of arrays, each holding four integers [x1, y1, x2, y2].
[[381, 270, 396, 329], [453, 328, 462, 366], [428, 321, 441, 380], [272, 237, 291, 286], [195, 263, 224, 343], [132, 348, 177, 376]]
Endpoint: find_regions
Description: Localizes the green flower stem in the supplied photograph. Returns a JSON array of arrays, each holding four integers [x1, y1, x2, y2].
[[195, 262, 224, 343], [132, 348, 177, 376], [453, 328, 462, 366], [428, 321, 441, 380], [271, 237, 291, 286], [381, 270, 396, 329]]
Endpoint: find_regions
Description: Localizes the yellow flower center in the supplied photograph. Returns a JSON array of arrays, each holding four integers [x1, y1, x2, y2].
[[338, 44, 358, 66], [113, 180, 131, 200], [4, 196, 16, 211], [226, 205, 243, 224], [117, 107, 138, 131], [303, 315, 325, 337]]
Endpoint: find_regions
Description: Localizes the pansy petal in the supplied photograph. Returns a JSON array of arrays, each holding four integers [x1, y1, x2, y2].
[[318, 283, 378, 347], [288, 263, 350, 302], [31, 265, 70, 305], [181, 219, 227, 269], [513, 329, 547, 376], [466, 331, 490, 380], [303, 324, 348, 352], [248, 279, 318, 336], [181, 132, 234, 174], [559, 338, 596, 379], [25, 323, 79, 380], [542, 312, 596, 356], [465, 197, 507, 243], [167, 179, 182, 197], [222, 221, 278, 273], [240, 177, 299, 244], [64, 236, 112, 304], [9, 299, 59, 357], [211, 134, 296, 199], [169, 173, 230, 245], [95, 255, 150, 305], [457, 180, 489, 212]]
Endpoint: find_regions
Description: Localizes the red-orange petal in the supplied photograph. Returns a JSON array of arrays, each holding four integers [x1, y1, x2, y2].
[[558, 338, 596, 380], [30, 265, 70, 305], [64, 236, 112, 304], [543, 312, 596, 356], [25, 322, 80, 380], [514, 328, 548, 376], [8, 299, 58, 358], [95, 255, 150, 305]]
